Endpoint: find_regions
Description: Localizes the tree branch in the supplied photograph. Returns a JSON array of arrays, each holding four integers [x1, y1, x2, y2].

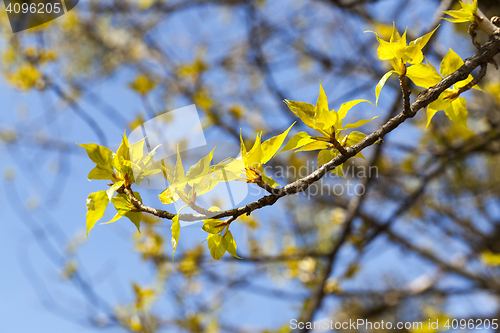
[[124, 31, 500, 225]]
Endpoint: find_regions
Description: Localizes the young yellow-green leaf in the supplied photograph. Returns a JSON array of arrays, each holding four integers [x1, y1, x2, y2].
[[315, 108, 338, 135], [113, 131, 134, 179], [223, 230, 241, 259], [440, 48, 464, 77], [171, 215, 180, 260], [426, 107, 440, 129], [317, 149, 336, 166], [337, 99, 372, 121], [261, 171, 279, 188], [77, 143, 114, 180], [316, 81, 329, 113], [159, 186, 178, 204], [207, 233, 226, 260], [438, 48, 482, 92], [106, 181, 124, 200], [408, 25, 439, 51], [283, 100, 317, 129], [174, 145, 186, 184], [331, 164, 345, 177], [87, 166, 115, 181], [375, 71, 395, 105], [202, 219, 224, 234], [278, 132, 316, 153], [101, 192, 143, 231], [373, 33, 406, 60], [77, 143, 114, 170], [406, 62, 443, 89], [341, 116, 378, 130], [186, 148, 215, 185], [125, 211, 142, 232], [344, 131, 367, 146], [444, 97, 468, 128], [443, 0, 477, 23], [129, 137, 146, 163], [171, 205, 188, 260], [295, 140, 330, 152], [86, 191, 109, 236], [260, 122, 295, 164], [245, 132, 263, 169]]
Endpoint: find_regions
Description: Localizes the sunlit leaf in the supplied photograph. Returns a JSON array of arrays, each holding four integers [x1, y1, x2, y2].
[[86, 191, 109, 236], [444, 96, 468, 128], [77, 143, 114, 180], [207, 234, 226, 260], [261, 171, 279, 188], [375, 71, 395, 105], [341, 116, 378, 130], [406, 62, 443, 89], [260, 122, 295, 163], [278, 132, 316, 153], [284, 100, 317, 129], [106, 180, 124, 200], [317, 149, 336, 166], [443, 0, 477, 23], [223, 230, 241, 259]]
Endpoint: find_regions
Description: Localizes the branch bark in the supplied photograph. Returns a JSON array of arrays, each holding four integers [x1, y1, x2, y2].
[[124, 31, 500, 226]]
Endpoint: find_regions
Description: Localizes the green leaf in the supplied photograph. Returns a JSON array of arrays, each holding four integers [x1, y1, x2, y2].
[[86, 191, 109, 236], [341, 116, 378, 130], [77, 143, 114, 180], [174, 145, 186, 184], [202, 219, 224, 234], [159, 186, 178, 204], [331, 164, 345, 177], [344, 131, 367, 146], [406, 62, 443, 89], [207, 234, 226, 260], [261, 171, 279, 188], [337, 99, 372, 121], [426, 106, 440, 129], [261, 122, 295, 164], [171, 215, 180, 260], [295, 140, 330, 152], [375, 71, 395, 106], [316, 80, 329, 114], [112, 132, 135, 183], [125, 211, 142, 232], [317, 149, 336, 166], [245, 132, 263, 170], [186, 148, 215, 185], [223, 230, 241, 259], [106, 181, 124, 200], [284, 100, 317, 130], [278, 132, 316, 153], [171, 205, 188, 260], [444, 97, 468, 129], [443, 0, 477, 23], [409, 25, 439, 50], [87, 166, 115, 181], [440, 48, 464, 78], [129, 137, 146, 163], [101, 192, 143, 231]]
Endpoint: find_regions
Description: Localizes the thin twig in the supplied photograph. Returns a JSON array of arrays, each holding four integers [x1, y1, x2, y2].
[[399, 75, 411, 116], [122, 32, 500, 225]]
